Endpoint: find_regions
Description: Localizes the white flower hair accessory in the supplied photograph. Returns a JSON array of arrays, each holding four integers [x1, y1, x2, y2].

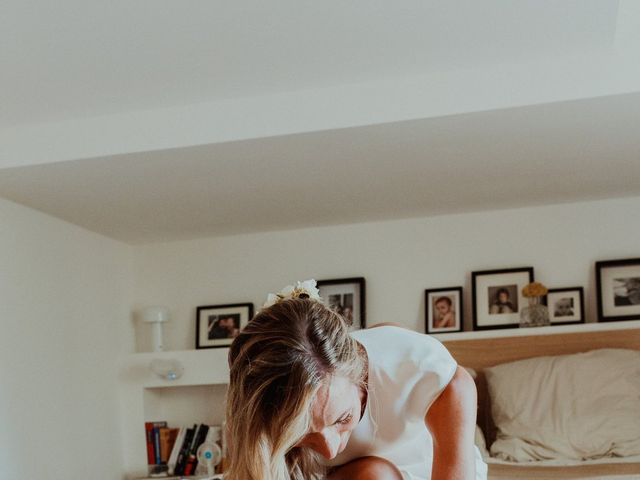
[[263, 279, 322, 309]]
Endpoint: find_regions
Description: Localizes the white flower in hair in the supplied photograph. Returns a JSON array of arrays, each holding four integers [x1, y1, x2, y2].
[[263, 279, 322, 308]]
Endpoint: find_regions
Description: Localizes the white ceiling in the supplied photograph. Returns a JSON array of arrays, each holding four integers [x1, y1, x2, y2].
[[1, 1, 639, 244], [2, 93, 639, 244], [1, 0, 619, 128]]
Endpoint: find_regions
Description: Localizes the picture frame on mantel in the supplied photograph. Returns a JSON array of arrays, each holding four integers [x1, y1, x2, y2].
[[596, 258, 640, 322], [544, 287, 585, 325], [425, 287, 464, 334], [472, 267, 534, 330], [316, 277, 366, 331], [196, 303, 254, 349]]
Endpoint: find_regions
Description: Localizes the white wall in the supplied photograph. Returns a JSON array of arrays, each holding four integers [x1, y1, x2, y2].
[[132, 196, 640, 352], [0, 198, 133, 480]]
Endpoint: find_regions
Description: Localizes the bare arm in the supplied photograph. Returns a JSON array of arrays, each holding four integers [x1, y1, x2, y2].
[[425, 366, 477, 480]]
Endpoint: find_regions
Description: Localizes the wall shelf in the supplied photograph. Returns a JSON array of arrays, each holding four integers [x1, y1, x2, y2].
[[120, 347, 230, 388], [119, 348, 230, 479], [432, 319, 640, 342]]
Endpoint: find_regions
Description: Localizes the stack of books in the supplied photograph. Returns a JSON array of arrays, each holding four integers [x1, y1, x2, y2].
[[145, 422, 223, 477]]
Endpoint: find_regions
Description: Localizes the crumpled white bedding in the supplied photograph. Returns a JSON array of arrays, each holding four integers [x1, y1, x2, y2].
[[483, 348, 640, 463]]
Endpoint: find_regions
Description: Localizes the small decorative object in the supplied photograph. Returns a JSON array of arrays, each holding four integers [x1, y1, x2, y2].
[[596, 257, 640, 322], [196, 303, 254, 349], [142, 306, 171, 352], [520, 282, 550, 328], [262, 279, 322, 309], [472, 267, 534, 330], [149, 358, 184, 381], [545, 287, 585, 325], [425, 287, 463, 334], [316, 277, 366, 330], [196, 441, 222, 476]]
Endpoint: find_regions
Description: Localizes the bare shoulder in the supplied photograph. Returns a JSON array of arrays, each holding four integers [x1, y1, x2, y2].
[[425, 366, 477, 429], [436, 366, 477, 406]]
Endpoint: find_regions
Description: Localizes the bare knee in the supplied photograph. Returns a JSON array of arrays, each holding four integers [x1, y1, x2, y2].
[[328, 456, 403, 480]]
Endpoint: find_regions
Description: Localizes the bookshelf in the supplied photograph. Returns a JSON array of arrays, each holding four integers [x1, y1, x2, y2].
[[119, 348, 230, 479]]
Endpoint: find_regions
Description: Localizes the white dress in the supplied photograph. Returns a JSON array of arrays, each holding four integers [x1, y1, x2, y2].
[[323, 326, 487, 480]]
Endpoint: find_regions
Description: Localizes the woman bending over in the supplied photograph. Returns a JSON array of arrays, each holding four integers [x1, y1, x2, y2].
[[225, 281, 487, 480]]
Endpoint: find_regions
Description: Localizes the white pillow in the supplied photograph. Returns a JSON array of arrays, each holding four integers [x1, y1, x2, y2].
[[485, 348, 640, 462]]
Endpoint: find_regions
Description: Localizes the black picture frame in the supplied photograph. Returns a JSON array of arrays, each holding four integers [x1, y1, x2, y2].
[[195, 302, 254, 349], [316, 277, 366, 330], [544, 287, 585, 325], [425, 287, 463, 334], [595, 258, 640, 322], [472, 267, 534, 330]]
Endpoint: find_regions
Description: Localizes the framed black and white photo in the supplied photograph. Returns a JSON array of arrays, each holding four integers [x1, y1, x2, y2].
[[596, 258, 640, 322], [545, 287, 585, 325], [196, 303, 254, 349], [425, 287, 463, 334], [472, 267, 534, 330], [317, 277, 366, 330]]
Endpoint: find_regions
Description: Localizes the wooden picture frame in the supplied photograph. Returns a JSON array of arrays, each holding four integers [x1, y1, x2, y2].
[[472, 267, 534, 330], [196, 303, 254, 349], [316, 277, 366, 330], [596, 258, 640, 322]]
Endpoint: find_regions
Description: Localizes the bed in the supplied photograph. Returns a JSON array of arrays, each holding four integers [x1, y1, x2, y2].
[[442, 326, 640, 480]]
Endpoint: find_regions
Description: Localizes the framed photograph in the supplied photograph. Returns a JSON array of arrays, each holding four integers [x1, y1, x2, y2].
[[472, 267, 534, 330], [545, 287, 585, 325], [425, 287, 463, 334], [196, 303, 254, 349], [596, 258, 640, 322], [317, 277, 366, 330]]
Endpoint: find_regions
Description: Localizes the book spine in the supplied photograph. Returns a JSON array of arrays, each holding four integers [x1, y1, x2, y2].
[[167, 427, 185, 475], [153, 427, 161, 465], [150, 421, 167, 466], [144, 422, 155, 465], [159, 427, 171, 463], [181, 424, 201, 476], [184, 424, 209, 475], [174, 425, 195, 475]]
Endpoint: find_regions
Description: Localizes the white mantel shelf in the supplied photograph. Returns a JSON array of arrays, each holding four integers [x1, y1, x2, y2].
[[433, 319, 640, 342], [119, 320, 640, 388], [119, 347, 230, 388]]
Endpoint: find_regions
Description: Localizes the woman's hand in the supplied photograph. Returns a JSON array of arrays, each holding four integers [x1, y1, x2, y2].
[[425, 365, 477, 480]]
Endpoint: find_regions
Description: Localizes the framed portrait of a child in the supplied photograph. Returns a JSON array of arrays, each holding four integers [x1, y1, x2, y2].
[[425, 287, 463, 334], [472, 267, 534, 330]]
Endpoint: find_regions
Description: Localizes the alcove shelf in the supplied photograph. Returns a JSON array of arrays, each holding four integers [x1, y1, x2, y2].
[[120, 347, 230, 388], [119, 347, 230, 479]]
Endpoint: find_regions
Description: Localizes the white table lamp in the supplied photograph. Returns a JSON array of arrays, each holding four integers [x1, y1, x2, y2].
[[142, 306, 170, 352]]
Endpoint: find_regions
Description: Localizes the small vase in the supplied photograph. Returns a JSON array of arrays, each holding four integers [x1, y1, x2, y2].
[[520, 297, 550, 328]]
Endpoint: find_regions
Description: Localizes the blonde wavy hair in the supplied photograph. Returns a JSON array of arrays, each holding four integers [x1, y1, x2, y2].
[[225, 298, 366, 480]]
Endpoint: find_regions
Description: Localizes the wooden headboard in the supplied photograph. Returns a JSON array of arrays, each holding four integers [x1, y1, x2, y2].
[[441, 326, 640, 446]]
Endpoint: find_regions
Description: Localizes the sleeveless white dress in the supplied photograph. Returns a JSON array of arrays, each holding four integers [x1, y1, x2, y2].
[[323, 326, 487, 480]]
